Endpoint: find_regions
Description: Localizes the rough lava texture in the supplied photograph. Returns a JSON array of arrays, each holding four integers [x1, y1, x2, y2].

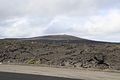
[[0, 35, 120, 70]]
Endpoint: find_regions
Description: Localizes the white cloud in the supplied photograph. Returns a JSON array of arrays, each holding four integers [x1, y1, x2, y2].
[[2, 17, 46, 38], [71, 9, 120, 42], [85, 9, 120, 35]]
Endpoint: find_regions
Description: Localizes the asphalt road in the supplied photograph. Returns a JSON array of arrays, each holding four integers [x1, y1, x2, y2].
[[0, 72, 82, 80]]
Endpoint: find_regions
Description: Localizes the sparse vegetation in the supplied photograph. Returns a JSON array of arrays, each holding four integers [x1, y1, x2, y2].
[[0, 35, 120, 70], [27, 59, 36, 64]]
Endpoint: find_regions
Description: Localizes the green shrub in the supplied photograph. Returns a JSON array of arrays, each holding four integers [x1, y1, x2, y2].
[[27, 59, 36, 64]]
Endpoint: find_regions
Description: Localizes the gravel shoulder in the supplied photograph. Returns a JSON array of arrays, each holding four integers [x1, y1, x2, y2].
[[0, 64, 120, 80]]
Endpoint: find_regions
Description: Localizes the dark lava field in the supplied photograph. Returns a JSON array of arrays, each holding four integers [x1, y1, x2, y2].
[[0, 35, 120, 70]]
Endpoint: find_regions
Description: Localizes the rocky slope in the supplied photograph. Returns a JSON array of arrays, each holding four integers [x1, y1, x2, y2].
[[0, 35, 120, 70]]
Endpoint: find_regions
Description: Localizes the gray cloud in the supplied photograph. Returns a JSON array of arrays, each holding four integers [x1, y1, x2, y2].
[[1, 0, 120, 18], [0, 0, 120, 42]]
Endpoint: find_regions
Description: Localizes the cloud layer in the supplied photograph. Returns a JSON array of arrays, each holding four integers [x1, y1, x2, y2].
[[0, 0, 120, 42]]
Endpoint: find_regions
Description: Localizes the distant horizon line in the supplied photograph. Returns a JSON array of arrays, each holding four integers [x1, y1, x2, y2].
[[1, 34, 120, 43]]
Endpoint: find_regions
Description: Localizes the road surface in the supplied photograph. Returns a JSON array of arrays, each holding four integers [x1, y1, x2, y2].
[[0, 64, 120, 80], [0, 72, 81, 80]]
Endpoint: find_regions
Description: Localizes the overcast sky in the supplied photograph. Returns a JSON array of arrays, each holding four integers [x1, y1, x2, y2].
[[0, 0, 120, 42]]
